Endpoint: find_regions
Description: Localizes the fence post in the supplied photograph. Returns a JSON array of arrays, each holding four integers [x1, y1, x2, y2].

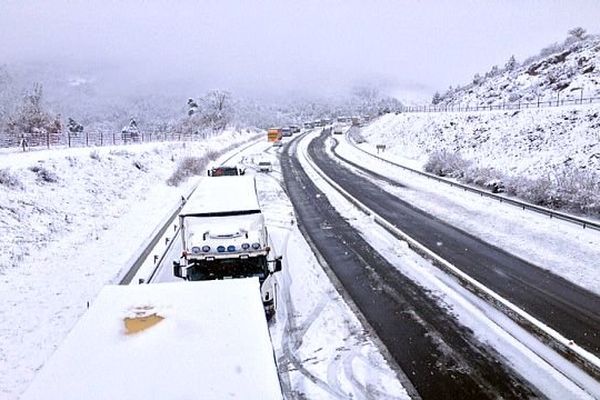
[[112, 132, 115, 145], [68, 131, 71, 147], [46, 131, 50, 149], [85, 132, 89, 147], [100, 131, 103, 146]]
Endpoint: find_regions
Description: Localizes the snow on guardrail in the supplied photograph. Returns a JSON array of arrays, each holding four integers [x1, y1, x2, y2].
[[345, 131, 600, 231]]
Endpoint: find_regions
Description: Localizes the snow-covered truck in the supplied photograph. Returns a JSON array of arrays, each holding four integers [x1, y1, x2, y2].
[[173, 175, 282, 318], [21, 281, 283, 400]]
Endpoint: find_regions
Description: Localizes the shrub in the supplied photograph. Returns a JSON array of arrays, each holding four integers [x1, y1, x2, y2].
[[90, 150, 101, 161], [424, 150, 472, 178], [0, 169, 23, 189], [29, 165, 58, 183], [167, 156, 210, 186], [424, 150, 600, 216], [133, 160, 148, 172]]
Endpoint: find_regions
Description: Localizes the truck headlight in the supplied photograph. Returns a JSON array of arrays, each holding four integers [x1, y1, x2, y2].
[[202, 245, 210, 252], [227, 245, 236, 252], [191, 246, 201, 254], [241, 243, 250, 250], [251, 242, 261, 250], [217, 246, 225, 253]]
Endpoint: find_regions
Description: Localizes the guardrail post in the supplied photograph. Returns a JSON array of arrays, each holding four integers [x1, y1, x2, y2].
[[100, 131, 103, 146]]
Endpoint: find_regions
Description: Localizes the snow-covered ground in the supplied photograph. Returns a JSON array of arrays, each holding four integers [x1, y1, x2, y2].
[[361, 105, 600, 178], [0, 131, 257, 399], [1, 133, 410, 400]]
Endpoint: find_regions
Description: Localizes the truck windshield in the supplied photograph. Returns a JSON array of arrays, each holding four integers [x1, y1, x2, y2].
[[187, 256, 268, 281]]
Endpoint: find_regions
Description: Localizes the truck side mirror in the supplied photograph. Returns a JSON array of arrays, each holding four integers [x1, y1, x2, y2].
[[207, 170, 211, 176], [240, 168, 246, 175], [274, 257, 282, 272], [173, 261, 183, 279]]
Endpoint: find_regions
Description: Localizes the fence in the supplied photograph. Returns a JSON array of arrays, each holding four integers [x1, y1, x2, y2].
[[401, 95, 600, 113], [0, 130, 220, 152]]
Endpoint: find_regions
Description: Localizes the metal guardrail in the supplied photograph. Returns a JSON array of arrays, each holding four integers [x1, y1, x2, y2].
[[345, 132, 600, 232]]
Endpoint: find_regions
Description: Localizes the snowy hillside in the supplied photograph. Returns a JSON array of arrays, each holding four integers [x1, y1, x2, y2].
[[435, 33, 600, 106], [363, 106, 600, 177], [359, 104, 600, 215], [0, 131, 255, 399]]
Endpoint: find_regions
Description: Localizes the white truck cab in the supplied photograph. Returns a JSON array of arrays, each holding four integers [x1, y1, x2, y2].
[[173, 176, 282, 318]]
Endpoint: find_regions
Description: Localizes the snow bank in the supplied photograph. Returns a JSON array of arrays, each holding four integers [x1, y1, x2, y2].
[[0, 130, 255, 399], [361, 105, 600, 179]]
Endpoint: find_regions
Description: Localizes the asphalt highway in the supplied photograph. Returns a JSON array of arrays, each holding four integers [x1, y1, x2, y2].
[[311, 130, 600, 357], [282, 136, 537, 399]]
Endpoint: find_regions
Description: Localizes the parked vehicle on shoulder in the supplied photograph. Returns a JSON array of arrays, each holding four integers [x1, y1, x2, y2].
[[208, 165, 245, 176], [258, 160, 273, 172]]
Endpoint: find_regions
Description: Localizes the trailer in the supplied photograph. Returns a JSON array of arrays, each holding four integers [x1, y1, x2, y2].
[[173, 176, 282, 318], [21, 280, 283, 400]]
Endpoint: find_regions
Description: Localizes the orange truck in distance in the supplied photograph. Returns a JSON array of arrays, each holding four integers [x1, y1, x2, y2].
[[267, 128, 283, 146]]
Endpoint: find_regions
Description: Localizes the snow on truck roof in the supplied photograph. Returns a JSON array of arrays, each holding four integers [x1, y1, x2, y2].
[[180, 175, 261, 216], [21, 280, 283, 400]]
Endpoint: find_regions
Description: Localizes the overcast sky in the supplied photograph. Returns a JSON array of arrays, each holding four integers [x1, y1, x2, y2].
[[1, 0, 599, 101]]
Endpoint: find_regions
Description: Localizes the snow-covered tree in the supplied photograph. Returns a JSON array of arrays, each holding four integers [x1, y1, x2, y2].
[[6, 83, 61, 142], [472, 73, 484, 85], [201, 90, 233, 132], [187, 98, 199, 116], [67, 118, 84, 136], [121, 117, 140, 141], [432, 91, 442, 105], [568, 27, 587, 40], [505, 55, 517, 71]]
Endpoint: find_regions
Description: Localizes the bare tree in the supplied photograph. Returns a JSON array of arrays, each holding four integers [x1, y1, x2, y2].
[[200, 90, 233, 132], [6, 83, 61, 145], [568, 27, 587, 40]]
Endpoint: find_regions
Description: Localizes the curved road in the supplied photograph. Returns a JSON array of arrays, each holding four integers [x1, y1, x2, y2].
[[311, 130, 600, 357], [282, 135, 538, 399]]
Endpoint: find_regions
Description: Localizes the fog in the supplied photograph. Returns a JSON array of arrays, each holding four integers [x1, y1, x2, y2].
[[2, 0, 600, 101]]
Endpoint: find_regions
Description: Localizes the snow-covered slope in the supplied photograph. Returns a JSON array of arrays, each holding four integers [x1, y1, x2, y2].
[[436, 34, 600, 106], [362, 106, 600, 178], [0, 131, 253, 399]]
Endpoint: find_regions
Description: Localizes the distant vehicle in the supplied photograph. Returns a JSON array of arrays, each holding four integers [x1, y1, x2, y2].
[[173, 176, 283, 319], [258, 160, 272, 173], [289, 125, 301, 133], [351, 116, 361, 126], [208, 165, 244, 176], [267, 128, 283, 147], [315, 120, 325, 127], [281, 127, 292, 137], [303, 122, 314, 129], [322, 118, 332, 125], [332, 124, 344, 135]]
